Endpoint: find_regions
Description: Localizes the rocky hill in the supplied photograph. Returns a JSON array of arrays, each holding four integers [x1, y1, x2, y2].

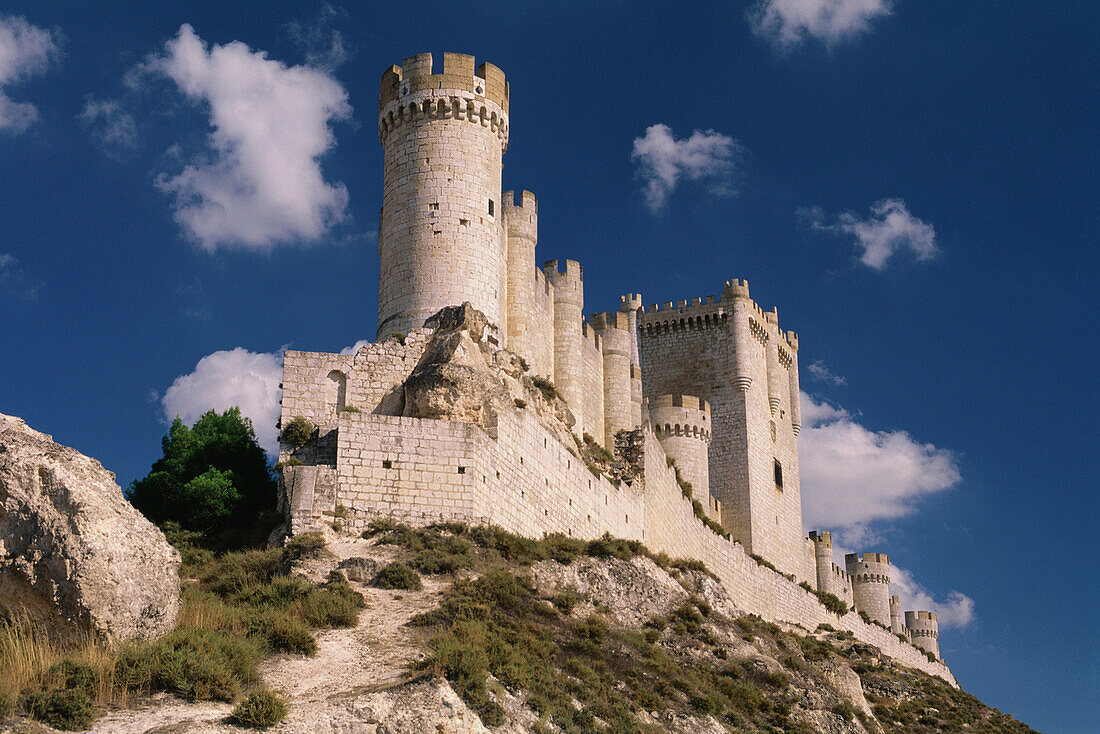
[[2, 520, 1037, 734]]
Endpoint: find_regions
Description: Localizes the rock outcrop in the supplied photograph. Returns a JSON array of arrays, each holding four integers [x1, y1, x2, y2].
[[0, 413, 180, 642]]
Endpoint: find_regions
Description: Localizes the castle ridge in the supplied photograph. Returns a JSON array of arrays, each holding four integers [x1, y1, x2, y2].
[[277, 52, 949, 679]]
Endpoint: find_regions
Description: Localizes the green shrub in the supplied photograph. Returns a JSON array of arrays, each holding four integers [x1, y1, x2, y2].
[[531, 375, 560, 401], [542, 533, 586, 564], [0, 685, 12, 718], [284, 531, 325, 561], [115, 628, 262, 701], [797, 635, 835, 662], [513, 398, 527, 409], [373, 562, 422, 590], [815, 590, 849, 615], [585, 534, 644, 561], [248, 611, 316, 655], [551, 586, 583, 614], [280, 416, 314, 448], [21, 688, 95, 731], [129, 408, 278, 548], [576, 615, 607, 645], [389, 331, 406, 346], [833, 699, 857, 721], [231, 688, 288, 728], [762, 670, 789, 689], [340, 405, 361, 413]]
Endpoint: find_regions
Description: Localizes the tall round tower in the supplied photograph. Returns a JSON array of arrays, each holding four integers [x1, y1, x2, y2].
[[545, 259, 585, 436], [905, 610, 940, 659], [648, 395, 711, 501], [377, 52, 509, 339], [845, 552, 892, 626]]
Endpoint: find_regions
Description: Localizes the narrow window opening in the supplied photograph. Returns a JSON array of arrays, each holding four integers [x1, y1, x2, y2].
[[774, 459, 784, 489], [429, 202, 439, 210], [459, 218, 469, 226], [382, 460, 392, 469], [458, 466, 466, 474], [488, 199, 495, 216]]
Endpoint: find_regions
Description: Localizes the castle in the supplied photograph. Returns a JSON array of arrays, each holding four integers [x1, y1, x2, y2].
[[278, 52, 947, 678]]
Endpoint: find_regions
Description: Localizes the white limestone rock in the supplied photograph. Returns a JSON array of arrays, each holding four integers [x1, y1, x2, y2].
[[0, 413, 180, 642]]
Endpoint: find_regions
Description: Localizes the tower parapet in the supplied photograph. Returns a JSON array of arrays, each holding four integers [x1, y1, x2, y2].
[[376, 52, 510, 340], [905, 611, 940, 659], [647, 395, 711, 503], [846, 552, 892, 626]]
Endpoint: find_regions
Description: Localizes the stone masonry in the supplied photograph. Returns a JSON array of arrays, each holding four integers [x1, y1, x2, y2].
[[278, 51, 951, 678]]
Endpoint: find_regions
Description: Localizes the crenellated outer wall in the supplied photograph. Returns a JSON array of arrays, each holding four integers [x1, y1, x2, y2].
[[279, 396, 954, 684]]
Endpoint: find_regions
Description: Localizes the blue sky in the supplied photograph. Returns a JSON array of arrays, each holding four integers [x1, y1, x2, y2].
[[0, 2, 1095, 730]]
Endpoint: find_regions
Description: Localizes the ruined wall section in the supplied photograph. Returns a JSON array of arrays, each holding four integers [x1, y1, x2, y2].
[[279, 330, 431, 464], [377, 53, 509, 340]]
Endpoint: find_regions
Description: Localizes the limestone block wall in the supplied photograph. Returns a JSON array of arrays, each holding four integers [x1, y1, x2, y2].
[[636, 431, 954, 684], [638, 281, 806, 581], [329, 409, 641, 541], [529, 269, 556, 378], [580, 323, 606, 447], [376, 52, 509, 339]]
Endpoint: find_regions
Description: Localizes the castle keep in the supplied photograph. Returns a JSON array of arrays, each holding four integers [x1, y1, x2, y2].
[[279, 52, 949, 679]]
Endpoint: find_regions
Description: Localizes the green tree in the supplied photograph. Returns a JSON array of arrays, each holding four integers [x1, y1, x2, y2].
[[129, 408, 278, 548]]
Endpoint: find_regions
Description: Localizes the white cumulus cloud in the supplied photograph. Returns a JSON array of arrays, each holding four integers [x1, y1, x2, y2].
[[161, 348, 284, 454], [806, 359, 847, 386], [0, 13, 61, 133], [80, 97, 138, 152], [748, 0, 893, 49], [805, 198, 938, 269], [799, 391, 961, 538], [143, 24, 351, 251], [891, 564, 975, 630], [631, 124, 742, 213]]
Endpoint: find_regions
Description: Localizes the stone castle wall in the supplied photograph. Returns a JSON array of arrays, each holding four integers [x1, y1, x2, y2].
[[279, 403, 954, 683]]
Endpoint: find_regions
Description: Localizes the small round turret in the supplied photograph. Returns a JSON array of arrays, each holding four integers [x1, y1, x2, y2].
[[890, 595, 904, 635], [808, 530, 834, 594], [648, 395, 711, 502], [504, 190, 538, 362], [545, 259, 585, 436], [905, 611, 939, 659], [845, 552, 892, 626]]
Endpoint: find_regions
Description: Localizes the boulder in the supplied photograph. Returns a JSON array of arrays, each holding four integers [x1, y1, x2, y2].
[[0, 413, 180, 642]]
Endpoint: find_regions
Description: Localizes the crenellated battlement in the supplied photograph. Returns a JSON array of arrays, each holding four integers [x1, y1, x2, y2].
[[378, 52, 509, 151], [504, 190, 537, 241], [589, 310, 633, 333], [637, 283, 797, 350], [380, 52, 508, 113], [846, 552, 890, 565], [647, 394, 711, 414], [809, 530, 833, 548], [620, 293, 643, 312]]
